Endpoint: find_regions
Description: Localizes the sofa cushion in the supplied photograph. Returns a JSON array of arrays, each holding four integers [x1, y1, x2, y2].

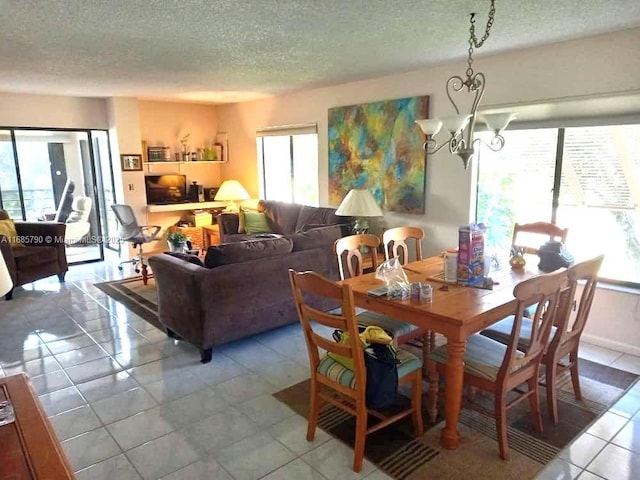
[[294, 205, 341, 232], [204, 246, 226, 268], [13, 246, 58, 268], [291, 225, 342, 252], [260, 201, 303, 235], [213, 237, 294, 266], [243, 210, 272, 234], [164, 251, 204, 267]]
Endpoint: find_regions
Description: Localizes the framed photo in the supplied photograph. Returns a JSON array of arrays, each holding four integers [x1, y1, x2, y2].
[[120, 154, 143, 171]]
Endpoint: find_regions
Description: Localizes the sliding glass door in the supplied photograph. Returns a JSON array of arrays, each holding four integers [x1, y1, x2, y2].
[[0, 128, 116, 264]]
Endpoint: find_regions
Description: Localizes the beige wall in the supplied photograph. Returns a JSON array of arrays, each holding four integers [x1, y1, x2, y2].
[[0, 92, 108, 129], [215, 27, 640, 354]]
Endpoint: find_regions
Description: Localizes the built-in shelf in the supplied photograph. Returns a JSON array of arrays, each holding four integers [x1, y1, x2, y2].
[[143, 161, 224, 165], [147, 201, 226, 213]]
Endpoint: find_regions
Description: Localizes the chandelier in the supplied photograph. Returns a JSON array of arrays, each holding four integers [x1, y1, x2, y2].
[[415, 0, 515, 170]]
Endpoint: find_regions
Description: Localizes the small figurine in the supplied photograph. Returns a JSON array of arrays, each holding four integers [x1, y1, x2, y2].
[[509, 247, 526, 269]]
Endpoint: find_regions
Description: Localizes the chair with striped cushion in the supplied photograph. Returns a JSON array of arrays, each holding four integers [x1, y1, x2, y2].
[[335, 234, 430, 373], [382, 227, 436, 365], [481, 254, 604, 424], [427, 268, 567, 460], [289, 269, 423, 472]]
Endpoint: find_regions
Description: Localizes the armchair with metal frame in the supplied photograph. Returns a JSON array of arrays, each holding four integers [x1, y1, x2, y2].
[[110, 204, 161, 273]]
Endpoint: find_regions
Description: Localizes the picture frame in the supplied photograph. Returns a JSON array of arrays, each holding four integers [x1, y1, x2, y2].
[[120, 154, 143, 171]]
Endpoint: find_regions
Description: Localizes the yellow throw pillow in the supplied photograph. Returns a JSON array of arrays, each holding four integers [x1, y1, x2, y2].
[[0, 219, 24, 248], [243, 210, 271, 234], [238, 208, 246, 234]]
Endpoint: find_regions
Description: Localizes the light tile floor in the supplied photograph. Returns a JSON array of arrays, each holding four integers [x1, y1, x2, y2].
[[0, 259, 639, 480]]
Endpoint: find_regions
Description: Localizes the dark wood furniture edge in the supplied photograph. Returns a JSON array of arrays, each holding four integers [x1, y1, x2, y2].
[[1, 373, 75, 479]]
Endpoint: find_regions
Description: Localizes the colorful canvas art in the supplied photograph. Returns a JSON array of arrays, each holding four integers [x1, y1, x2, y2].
[[328, 96, 429, 214]]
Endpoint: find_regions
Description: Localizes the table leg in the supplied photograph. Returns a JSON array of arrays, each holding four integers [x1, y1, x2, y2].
[[441, 338, 466, 449], [141, 263, 149, 285]]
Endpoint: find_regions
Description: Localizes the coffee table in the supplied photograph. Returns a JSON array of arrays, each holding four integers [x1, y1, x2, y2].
[[0, 373, 74, 479]]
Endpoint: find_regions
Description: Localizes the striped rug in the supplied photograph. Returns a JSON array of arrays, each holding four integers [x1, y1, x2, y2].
[[273, 360, 637, 479], [94, 276, 160, 329]]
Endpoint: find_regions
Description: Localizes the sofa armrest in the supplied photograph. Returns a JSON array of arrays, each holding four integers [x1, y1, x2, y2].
[[148, 254, 205, 347], [15, 221, 67, 245], [216, 213, 240, 240]]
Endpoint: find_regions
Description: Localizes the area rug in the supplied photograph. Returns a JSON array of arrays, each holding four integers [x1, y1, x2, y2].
[[94, 276, 161, 329], [274, 360, 638, 479]]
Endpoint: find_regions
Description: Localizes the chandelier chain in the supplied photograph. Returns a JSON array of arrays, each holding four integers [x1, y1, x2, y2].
[[466, 0, 496, 80]]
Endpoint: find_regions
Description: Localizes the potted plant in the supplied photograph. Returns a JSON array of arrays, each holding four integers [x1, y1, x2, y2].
[[167, 231, 188, 252]]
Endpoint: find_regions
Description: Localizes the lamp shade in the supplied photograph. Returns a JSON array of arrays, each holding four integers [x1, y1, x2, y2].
[[415, 118, 443, 136], [440, 114, 472, 135], [481, 112, 517, 133], [335, 189, 383, 217], [214, 180, 250, 202], [0, 256, 13, 297]]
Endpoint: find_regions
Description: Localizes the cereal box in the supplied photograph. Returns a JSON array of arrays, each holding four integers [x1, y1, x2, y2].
[[457, 223, 486, 286]]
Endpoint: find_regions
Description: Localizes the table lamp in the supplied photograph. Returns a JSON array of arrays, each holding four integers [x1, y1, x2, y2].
[[335, 188, 384, 234], [0, 256, 13, 297], [214, 180, 250, 212]]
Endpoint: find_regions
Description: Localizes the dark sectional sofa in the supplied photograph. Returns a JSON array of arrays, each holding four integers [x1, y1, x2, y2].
[[149, 200, 350, 362]]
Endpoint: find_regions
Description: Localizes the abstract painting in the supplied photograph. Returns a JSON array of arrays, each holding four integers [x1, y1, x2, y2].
[[328, 96, 428, 214]]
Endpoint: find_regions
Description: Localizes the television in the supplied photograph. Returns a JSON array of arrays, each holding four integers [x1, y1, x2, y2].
[[144, 174, 187, 204]]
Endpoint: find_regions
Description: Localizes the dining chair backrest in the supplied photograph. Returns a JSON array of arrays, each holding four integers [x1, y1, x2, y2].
[[288, 269, 367, 389], [549, 254, 604, 354], [334, 234, 380, 280], [499, 268, 567, 383], [512, 222, 569, 255], [383, 226, 424, 265]]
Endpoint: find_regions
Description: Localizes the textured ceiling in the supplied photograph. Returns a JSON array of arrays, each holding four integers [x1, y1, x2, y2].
[[1, 0, 639, 104]]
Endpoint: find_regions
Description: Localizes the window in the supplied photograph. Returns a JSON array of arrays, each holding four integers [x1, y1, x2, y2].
[[256, 124, 319, 206], [476, 123, 640, 287]]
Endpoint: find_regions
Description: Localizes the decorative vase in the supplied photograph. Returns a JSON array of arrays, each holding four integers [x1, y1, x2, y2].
[[168, 241, 186, 253], [509, 254, 526, 270]]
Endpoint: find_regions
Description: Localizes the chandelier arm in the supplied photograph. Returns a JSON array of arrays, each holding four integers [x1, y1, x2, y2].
[[424, 136, 452, 155], [446, 76, 465, 114], [479, 133, 506, 152], [449, 135, 465, 155]]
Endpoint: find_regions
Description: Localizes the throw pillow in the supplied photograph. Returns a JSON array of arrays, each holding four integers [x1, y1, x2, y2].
[[243, 210, 272, 234], [204, 246, 226, 268], [164, 251, 204, 267], [0, 219, 24, 248], [237, 209, 246, 234]]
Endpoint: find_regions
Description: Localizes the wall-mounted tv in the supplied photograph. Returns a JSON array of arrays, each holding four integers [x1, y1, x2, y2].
[[144, 174, 187, 204]]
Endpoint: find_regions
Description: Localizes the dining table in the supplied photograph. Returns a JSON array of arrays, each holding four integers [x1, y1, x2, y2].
[[340, 255, 540, 450]]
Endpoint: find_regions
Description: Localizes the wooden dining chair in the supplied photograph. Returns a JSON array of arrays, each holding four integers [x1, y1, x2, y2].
[[512, 222, 569, 255], [383, 226, 424, 264], [381, 226, 435, 361], [335, 233, 380, 279], [334, 234, 430, 374], [289, 269, 423, 472], [427, 268, 566, 460], [480, 254, 604, 424]]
